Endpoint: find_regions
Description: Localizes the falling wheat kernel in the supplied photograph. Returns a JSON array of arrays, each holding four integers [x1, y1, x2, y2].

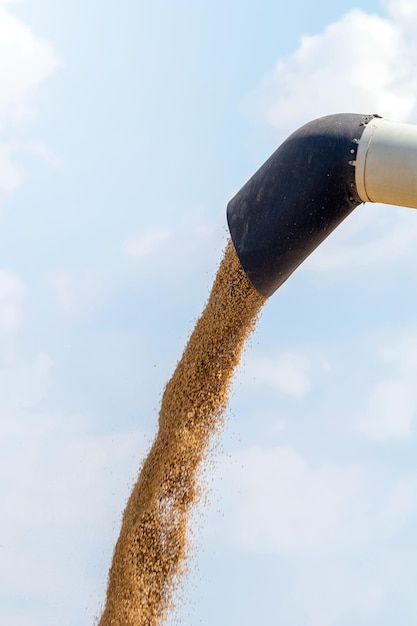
[[98, 240, 266, 626]]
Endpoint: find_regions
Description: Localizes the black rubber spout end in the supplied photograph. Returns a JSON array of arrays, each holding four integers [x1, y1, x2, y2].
[[227, 113, 378, 297]]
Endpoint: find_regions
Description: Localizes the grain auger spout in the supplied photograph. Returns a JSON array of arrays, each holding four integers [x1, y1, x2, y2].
[[227, 113, 417, 297]]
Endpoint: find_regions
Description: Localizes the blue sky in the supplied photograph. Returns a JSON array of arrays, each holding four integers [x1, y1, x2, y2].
[[2, 0, 417, 624]]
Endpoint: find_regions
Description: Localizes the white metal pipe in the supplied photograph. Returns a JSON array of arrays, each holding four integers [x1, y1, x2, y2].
[[355, 117, 417, 208]]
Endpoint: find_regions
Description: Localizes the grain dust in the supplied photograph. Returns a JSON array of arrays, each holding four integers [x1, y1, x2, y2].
[[98, 240, 266, 626]]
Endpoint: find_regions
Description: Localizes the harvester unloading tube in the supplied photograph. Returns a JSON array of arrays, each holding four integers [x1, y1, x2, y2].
[[227, 113, 417, 297]]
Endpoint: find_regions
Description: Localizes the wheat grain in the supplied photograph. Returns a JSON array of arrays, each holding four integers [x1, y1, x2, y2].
[[98, 240, 266, 626]]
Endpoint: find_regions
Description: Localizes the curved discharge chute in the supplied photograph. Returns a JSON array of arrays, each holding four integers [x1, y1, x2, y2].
[[227, 113, 417, 296]]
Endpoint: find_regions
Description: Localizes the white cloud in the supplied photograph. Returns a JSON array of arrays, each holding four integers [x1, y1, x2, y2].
[[48, 214, 215, 321], [242, 352, 312, 397], [273, 417, 286, 433], [125, 227, 170, 259], [358, 379, 415, 440], [357, 333, 417, 441], [0, 342, 149, 624], [0, 269, 25, 333], [49, 272, 75, 311], [217, 445, 360, 557], [207, 438, 417, 624], [0, 142, 24, 192], [47, 269, 117, 322], [245, 3, 417, 136], [26, 140, 60, 166], [291, 555, 403, 626], [0, 352, 51, 420], [0, 414, 148, 624], [383, 0, 417, 24], [0, 140, 58, 193], [305, 204, 417, 273], [0, 3, 60, 193], [0, 6, 60, 130], [215, 443, 417, 557], [380, 480, 415, 534]]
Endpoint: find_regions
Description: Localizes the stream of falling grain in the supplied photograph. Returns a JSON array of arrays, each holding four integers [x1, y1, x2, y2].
[[98, 240, 266, 626]]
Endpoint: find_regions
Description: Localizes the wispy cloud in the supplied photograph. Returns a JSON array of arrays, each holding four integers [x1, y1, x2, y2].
[[0, 343, 149, 623], [0, 269, 25, 334], [242, 352, 312, 397], [211, 437, 417, 624], [125, 227, 170, 259], [49, 272, 74, 311], [0, 142, 24, 193], [215, 441, 417, 561], [358, 378, 415, 440], [245, 3, 417, 136], [0, 5, 61, 130], [217, 445, 360, 557], [304, 204, 417, 273], [0, 3, 61, 194], [357, 333, 417, 440]]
